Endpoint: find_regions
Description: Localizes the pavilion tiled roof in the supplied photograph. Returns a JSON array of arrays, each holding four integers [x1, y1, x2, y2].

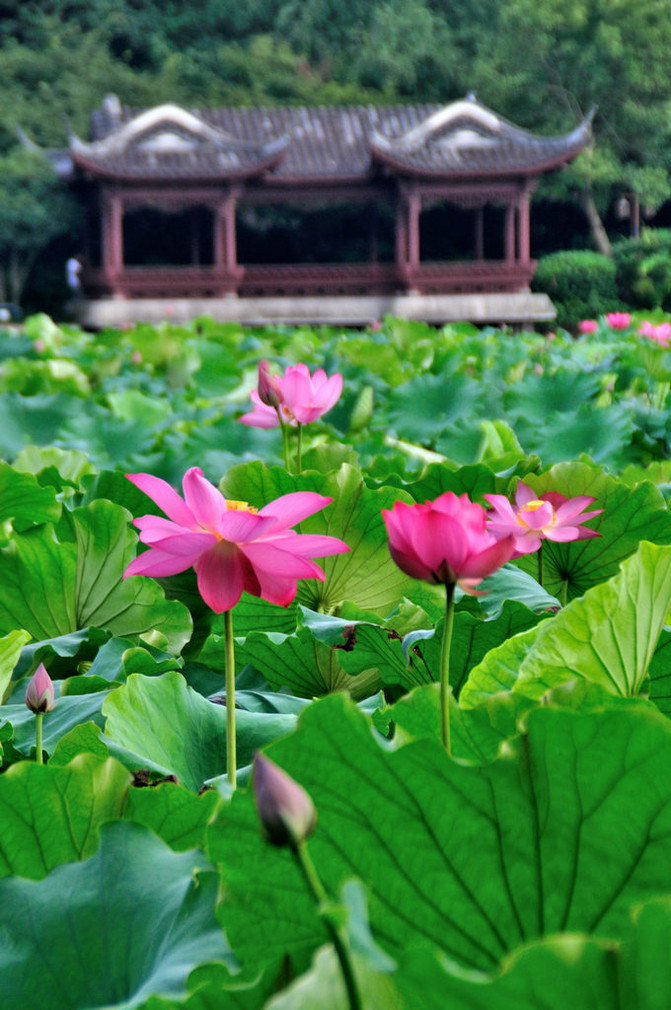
[[65, 94, 592, 183]]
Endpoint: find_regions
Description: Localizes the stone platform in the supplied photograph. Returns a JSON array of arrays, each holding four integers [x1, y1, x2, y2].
[[75, 292, 556, 329]]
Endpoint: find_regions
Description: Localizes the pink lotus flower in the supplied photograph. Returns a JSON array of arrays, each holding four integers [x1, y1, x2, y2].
[[484, 482, 603, 555], [638, 321, 671, 347], [239, 362, 342, 428], [123, 467, 349, 612], [578, 319, 599, 334], [605, 312, 631, 330], [382, 492, 515, 593], [25, 663, 55, 714]]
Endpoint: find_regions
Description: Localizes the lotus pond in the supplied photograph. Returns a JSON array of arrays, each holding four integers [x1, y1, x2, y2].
[[1, 311, 671, 1008]]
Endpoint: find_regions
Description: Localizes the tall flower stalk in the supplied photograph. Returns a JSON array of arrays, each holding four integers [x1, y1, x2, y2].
[[253, 755, 362, 1010], [383, 493, 514, 753], [123, 468, 349, 788]]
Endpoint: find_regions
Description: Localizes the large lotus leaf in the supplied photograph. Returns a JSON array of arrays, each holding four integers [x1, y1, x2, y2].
[[221, 461, 416, 615], [208, 694, 671, 974], [12, 626, 109, 681], [649, 629, 671, 716], [0, 391, 79, 457], [374, 683, 531, 764], [504, 370, 602, 426], [0, 460, 61, 530], [0, 690, 112, 756], [459, 625, 545, 708], [399, 601, 547, 694], [102, 671, 297, 791], [477, 564, 560, 617], [56, 400, 157, 468], [509, 542, 671, 700], [0, 501, 192, 651], [0, 821, 235, 1010], [385, 371, 484, 442], [13, 444, 96, 489], [394, 895, 671, 1010], [0, 629, 31, 703], [0, 753, 130, 879], [124, 782, 220, 851], [520, 402, 633, 467], [233, 627, 380, 699], [515, 462, 671, 601]]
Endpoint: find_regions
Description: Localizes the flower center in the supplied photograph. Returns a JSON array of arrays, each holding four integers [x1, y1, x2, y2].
[[226, 499, 258, 514], [517, 499, 554, 528]]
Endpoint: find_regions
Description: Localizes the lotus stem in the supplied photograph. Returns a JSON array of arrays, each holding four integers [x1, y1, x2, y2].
[[293, 839, 362, 1010], [224, 609, 236, 789], [537, 544, 543, 588], [296, 422, 303, 473], [35, 712, 44, 766], [560, 579, 568, 608], [440, 582, 456, 756], [277, 413, 291, 472]]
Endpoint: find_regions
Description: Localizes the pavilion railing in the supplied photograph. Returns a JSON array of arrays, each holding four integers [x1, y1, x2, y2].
[[83, 260, 536, 299]]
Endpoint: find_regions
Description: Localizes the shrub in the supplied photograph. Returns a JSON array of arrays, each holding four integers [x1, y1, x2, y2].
[[613, 230, 671, 310], [532, 250, 618, 329]]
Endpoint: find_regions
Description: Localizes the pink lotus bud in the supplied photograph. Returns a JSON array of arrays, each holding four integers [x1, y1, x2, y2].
[[25, 664, 55, 714], [34, 339, 46, 354], [256, 360, 284, 408], [578, 319, 598, 334], [131, 350, 142, 365], [253, 754, 316, 848]]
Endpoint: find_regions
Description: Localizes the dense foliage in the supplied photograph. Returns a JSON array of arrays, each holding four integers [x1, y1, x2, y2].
[[1, 314, 671, 1005], [3, 0, 671, 304]]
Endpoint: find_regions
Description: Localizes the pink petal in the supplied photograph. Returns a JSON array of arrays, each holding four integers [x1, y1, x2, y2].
[[134, 515, 191, 541], [217, 510, 279, 543], [239, 392, 281, 429], [194, 540, 254, 613], [138, 531, 218, 557], [277, 532, 350, 558], [456, 535, 515, 578], [241, 541, 326, 580], [251, 568, 306, 607], [411, 510, 467, 573], [124, 548, 196, 579], [388, 542, 437, 582], [519, 501, 554, 530], [126, 473, 196, 527], [514, 482, 538, 507], [553, 497, 602, 523], [182, 468, 227, 533], [484, 494, 520, 525], [258, 492, 334, 531]]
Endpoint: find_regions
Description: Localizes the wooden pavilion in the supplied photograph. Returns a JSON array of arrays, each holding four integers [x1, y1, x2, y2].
[[50, 93, 591, 324]]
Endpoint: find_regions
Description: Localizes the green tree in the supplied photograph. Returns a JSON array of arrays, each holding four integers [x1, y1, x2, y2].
[[0, 148, 81, 305], [459, 0, 671, 253]]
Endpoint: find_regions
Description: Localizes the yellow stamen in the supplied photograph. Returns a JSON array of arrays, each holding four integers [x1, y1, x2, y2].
[[522, 500, 546, 512], [226, 499, 258, 513]]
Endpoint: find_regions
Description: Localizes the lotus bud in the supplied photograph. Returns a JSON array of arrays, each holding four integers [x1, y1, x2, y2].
[[257, 360, 284, 408], [253, 754, 316, 848], [25, 664, 55, 714]]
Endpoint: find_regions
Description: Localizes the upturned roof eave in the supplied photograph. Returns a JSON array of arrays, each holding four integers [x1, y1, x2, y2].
[[70, 149, 287, 184]]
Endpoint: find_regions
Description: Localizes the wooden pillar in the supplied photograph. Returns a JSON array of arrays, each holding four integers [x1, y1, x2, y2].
[[395, 191, 408, 270], [101, 189, 124, 291], [224, 193, 237, 270], [517, 191, 531, 264], [407, 191, 421, 268], [504, 201, 516, 262], [474, 206, 484, 261]]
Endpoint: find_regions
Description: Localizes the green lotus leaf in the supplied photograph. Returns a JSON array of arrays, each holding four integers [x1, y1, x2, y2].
[[124, 781, 220, 851], [208, 694, 671, 974], [511, 541, 671, 699], [0, 500, 192, 651], [102, 671, 297, 791], [0, 821, 234, 1010], [0, 690, 112, 757], [0, 753, 129, 879], [0, 460, 61, 531], [374, 682, 531, 763]]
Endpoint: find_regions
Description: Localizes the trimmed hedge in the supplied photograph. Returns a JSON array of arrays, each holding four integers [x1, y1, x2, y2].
[[613, 229, 671, 310], [532, 250, 618, 329]]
